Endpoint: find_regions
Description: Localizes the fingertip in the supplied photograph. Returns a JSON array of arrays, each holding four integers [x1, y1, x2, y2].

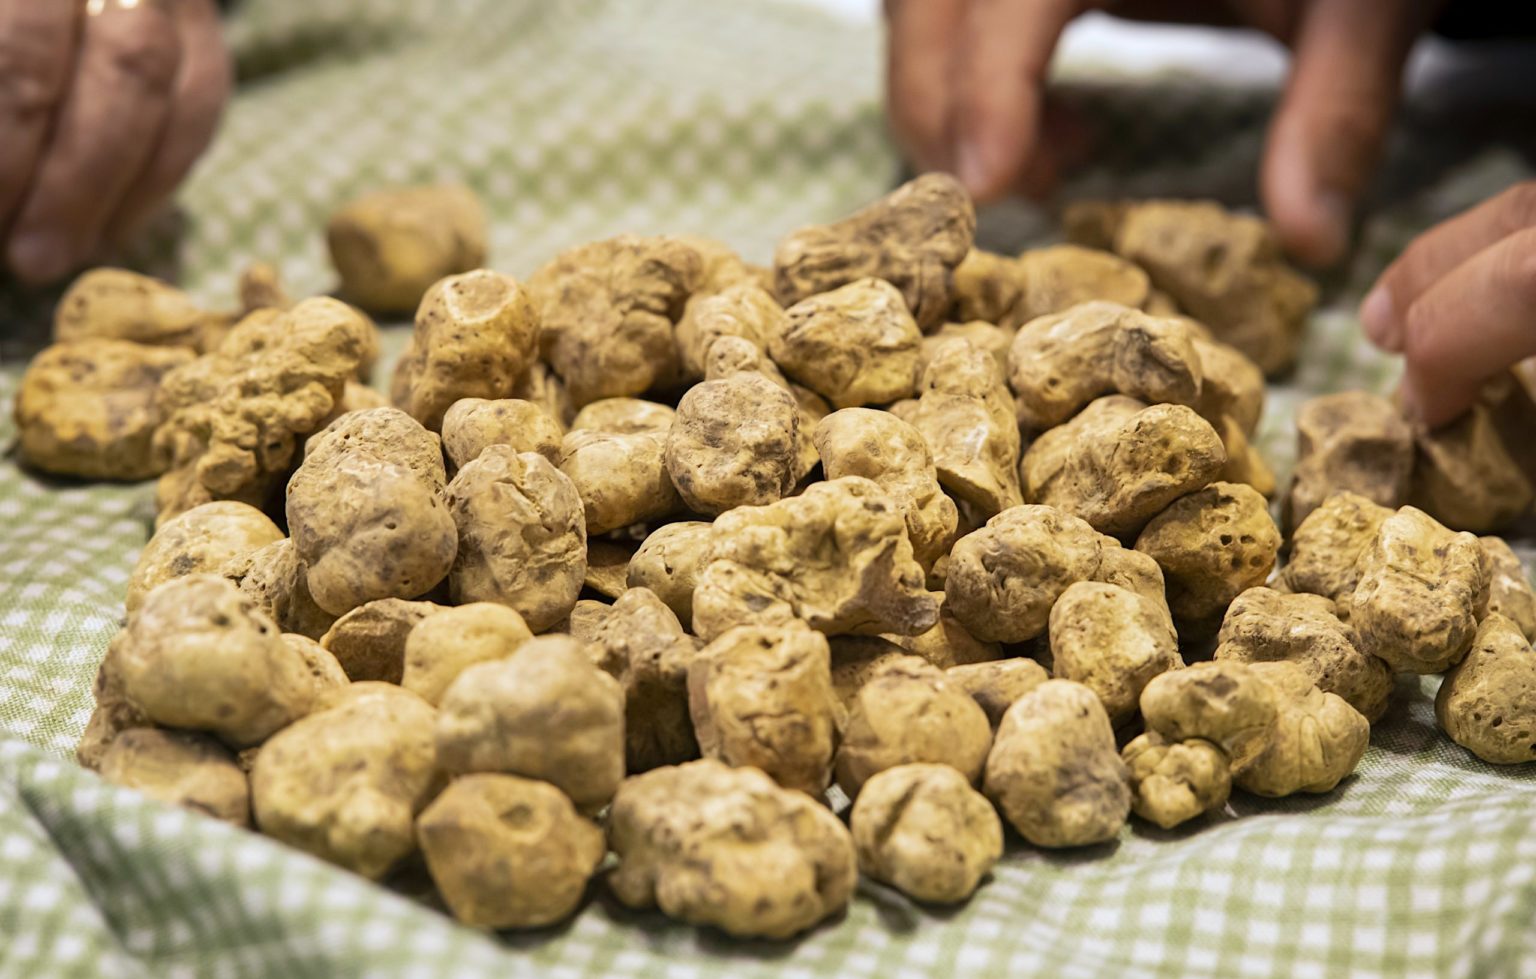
[[1401, 366, 1479, 431], [1273, 187, 1351, 269], [6, 230, 77, 287], [952, 111, 1031, 204], [1359, 284, 1403, 352]]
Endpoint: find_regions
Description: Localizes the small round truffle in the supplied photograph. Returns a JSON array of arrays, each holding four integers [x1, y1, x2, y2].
[[417, 774, 605, 930], [606, 759, 858, 939], [626, 522, 715, 626], [99, 728, 251, 826], [1122, 732, 1230, 829], [446, 446, 587, 632], [287, 409, 457, 616], [559, 429, 681, 535], [440, 397, 563, 470], [435, 635, 625, 811], [850, 763, 1003, 903], [983, 679, 1131, 847], [326, 184, 487, 315], [834, 657, 992, 796], [1048, 580, 1181, 727], [665, 371, 799, 515], [15, 339, 194, 480], [115, 575, 321, 748], [401, 603, 533, 705], [252, 683, 438, 879], [1134, 481, 1281, 629], [126, 501, 283, 613], [772, 278, 924, 408], [688, 622, 843, 795]]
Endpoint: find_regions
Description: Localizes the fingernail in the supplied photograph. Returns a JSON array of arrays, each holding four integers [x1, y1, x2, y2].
[[7, 231, 73, 286], [1359, 285, 1403, 352]]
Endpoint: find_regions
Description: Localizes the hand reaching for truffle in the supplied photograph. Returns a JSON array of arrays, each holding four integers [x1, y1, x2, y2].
[[1360, 181, 1536, 428], [1, 0, 230, 286], [884, 0, 1443, 266]]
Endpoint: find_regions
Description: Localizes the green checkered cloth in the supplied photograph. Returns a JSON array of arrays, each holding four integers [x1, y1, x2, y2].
[[4, 1, 1536, 976]]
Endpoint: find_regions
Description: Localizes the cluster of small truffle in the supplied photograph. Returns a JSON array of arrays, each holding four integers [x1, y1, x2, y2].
[[19, 176, 1535, 941]]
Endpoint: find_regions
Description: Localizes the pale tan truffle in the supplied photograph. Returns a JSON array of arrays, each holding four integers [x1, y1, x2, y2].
[[54, 268, 208, 349], [529, 235, 701, 406], [390, 270, 539, 430], [417, 774, 605, 930], [1134, 482, 1281, 629], [813, 408, 958, 571], [15, 339, 194, 480], [774, 172, 975, 331], [1436, 613, 1536, 765], [115, 575, 321, 748], [1139, 662, 1280, 771], [1006, 301, 1204, 432], [665, 371, 799, 515], [252, 683, 438, 879], [1214, 587, 1392, 722], [400, 603, 533, 705], [446, 446, 586, 632], [1049, 580, 1181, 727], [1122, 732, 1230, 829], [559, 429, 682, 536], [834, 657, 992, 796], [688, 622, 843, 795], [607, 759, 858, 939], [983, 680, 1131, 847], [626, 521, 714, 626], [440, 398, 563, 470], [851, 763, 1003, 903], [1350, 506, 1489, 674], [326, 183, 487, 314], [692, 477, 939, 640], [99, 728, 251, 826], [908, 336, 1023, 518], [435, 635, 625, 811], [772, 278, 924, 408], [1021, 395, 1225, 537]]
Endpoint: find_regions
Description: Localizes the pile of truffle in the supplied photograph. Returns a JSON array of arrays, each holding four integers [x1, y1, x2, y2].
[[13, 176, 1536, 940]]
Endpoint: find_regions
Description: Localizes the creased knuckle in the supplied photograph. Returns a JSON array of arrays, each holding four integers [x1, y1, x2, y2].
[[0, 36, 70, 117], [1498, 181, 1536, 231], [91, 15, 181, 93]]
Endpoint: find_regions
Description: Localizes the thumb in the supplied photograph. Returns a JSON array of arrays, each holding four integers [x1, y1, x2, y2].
[[1260, 0, 1434, 267]]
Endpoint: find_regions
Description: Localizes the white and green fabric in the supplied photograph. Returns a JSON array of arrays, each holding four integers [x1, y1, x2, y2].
[[3, 2, 1535, 976]]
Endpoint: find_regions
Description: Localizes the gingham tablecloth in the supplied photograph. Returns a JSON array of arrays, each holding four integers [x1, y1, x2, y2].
[[3, 2, 1536, 976]]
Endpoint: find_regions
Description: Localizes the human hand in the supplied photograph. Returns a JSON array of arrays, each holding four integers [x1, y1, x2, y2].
[[884, 0, 1443, 267], [1, 0, 230, 287], [1360, 182, 1536, 428]]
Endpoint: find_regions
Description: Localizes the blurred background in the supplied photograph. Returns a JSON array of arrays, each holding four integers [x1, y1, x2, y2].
[[1, 0, 1533, 361]]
